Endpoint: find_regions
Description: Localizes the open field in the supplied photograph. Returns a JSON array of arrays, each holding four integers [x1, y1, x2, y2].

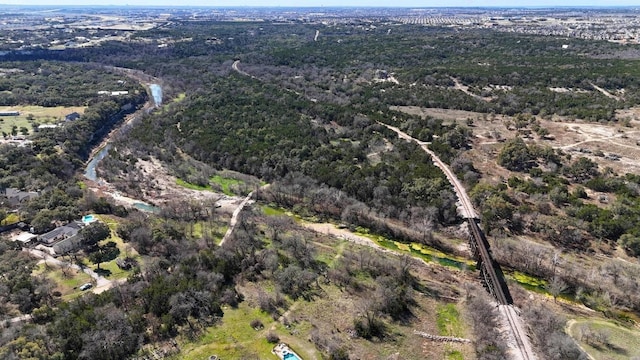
[[176, 301, 315, 360], [0, 105, 85, 135], [568, 318, 640, 360], [90, 214, 140, 280], [33, 262, 93, 299], [392, 105, 640, 177]]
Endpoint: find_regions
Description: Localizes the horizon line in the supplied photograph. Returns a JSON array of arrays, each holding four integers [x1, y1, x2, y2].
[[2, 4, 640, 8]]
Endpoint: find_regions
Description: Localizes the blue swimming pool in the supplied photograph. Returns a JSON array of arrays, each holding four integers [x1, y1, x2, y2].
[[283, 353, 301, 360], [82, 215, 95, 223]]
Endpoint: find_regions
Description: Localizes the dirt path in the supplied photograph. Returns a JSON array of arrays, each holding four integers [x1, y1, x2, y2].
[[220, 190, 256, 246], [379, 122, 477, 219], [0, 314, 32, 327], [589, 81, 622, 101], [25, 248, 113, 293], [232, 60, 256, 79], [565, 320, 597, 360], [451, 77, 494, 102], [302, 222, 431, 269]]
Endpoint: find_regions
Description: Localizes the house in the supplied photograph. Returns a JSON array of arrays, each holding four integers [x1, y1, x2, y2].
[[38, 221, 85, 254], [5, 188, 40, 207], [64, 112, 81, 122]]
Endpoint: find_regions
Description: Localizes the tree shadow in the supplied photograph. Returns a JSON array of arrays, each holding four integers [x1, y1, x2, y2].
[[95, 268, 112, 277]]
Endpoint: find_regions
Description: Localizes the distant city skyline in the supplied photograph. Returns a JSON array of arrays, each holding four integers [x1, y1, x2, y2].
[[3, 1, 640, 8]]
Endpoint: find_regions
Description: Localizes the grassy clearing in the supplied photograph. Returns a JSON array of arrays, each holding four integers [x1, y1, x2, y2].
[[568, 318, 640, 360], [33, 263, 92, 299], [176, 174, 246, 197], [262, 205, 288, 217], [160, 93, 186, 112], [211, 175, 243, 196], [0, 105, 84, 135], [175, 178, 210, 191], [90, 215, 140, 280], [190, 221, 226, 242], [508, 271, 548, 294], [176, 303, 279, 360], [436, 303, 464, 337]]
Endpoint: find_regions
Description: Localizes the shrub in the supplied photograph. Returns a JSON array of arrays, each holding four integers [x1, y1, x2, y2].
[[250, 319, 264, 330], [266, 331, 280, 343]]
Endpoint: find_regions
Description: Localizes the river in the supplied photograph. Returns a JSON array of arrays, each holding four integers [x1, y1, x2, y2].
[[83, 82, 162, 213], [84, 83, 162, 181], [149, 84, 162, 106]]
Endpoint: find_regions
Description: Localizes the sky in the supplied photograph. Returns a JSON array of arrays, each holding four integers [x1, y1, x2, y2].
[[2, 0, 640, 7]]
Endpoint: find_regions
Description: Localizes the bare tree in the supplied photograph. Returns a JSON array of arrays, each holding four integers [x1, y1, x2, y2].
[[547, 276, 568, 303]]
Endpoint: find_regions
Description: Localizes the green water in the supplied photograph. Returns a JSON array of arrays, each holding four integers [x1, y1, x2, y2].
[[374, 237, 476, 271], [134, 202, 160, 213]]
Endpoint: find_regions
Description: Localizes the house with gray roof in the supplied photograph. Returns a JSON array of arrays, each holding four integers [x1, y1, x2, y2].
[[38, 221, 85, 254], [5, 188, 40, 207]]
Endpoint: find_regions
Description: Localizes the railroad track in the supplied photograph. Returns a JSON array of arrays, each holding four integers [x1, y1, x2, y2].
[[380, 122, 536, 360]]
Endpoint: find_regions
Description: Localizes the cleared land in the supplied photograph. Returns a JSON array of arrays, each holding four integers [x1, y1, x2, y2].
[[0, 105, 85, 135], [567, 318, 640, 360], [32, 262, 93, 300], [392, 105, 640, 177]]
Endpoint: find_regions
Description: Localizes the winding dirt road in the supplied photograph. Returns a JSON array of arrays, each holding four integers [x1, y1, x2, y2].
[[219, 190, 256, 246]]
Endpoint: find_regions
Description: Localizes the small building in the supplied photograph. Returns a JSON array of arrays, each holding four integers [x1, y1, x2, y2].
[[0, 111, 20, 116], [64, 112, 81, 122], [13, 232, 37, 246], [38, 124, 58, 130], [5, 188, 40, 207]]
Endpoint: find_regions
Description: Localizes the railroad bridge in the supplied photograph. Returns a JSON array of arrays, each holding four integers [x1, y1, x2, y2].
[[467, 218, 513, 305]]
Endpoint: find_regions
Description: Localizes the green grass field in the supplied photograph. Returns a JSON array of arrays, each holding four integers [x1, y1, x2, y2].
[[568, 319, 640, 360], [0, 105, 84, 135], [436, 303, 464, 337], [175, 178, 211, 191], [90, 215, 140, 280], [210, 175, 244, 196], [436, 303, 467, 360], [176, 174, 246, 197], [33, 263, 93, 300], [353, 227, 476, 271], [176, 303, 282, 360]]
